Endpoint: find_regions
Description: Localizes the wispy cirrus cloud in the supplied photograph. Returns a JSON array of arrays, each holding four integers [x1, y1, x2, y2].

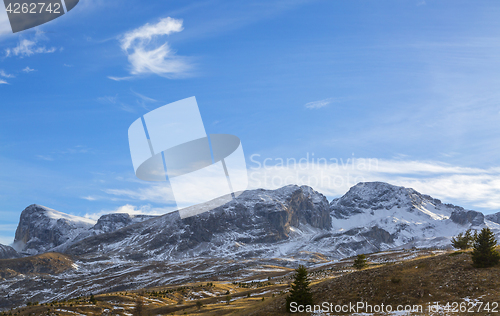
[[22, 66, 35, 73], [115, 17, 192, 78], [131, 89, 157, 102], [35, 155, 54, 161], [104, 184, 174, 204], [0, 9, 10, 38], [107, 76, 133, 81], [97, 94, 135, 112], [305, 97, 336, 109], [5, 30, 57, 58], [0, 69, 14, 78], [84, 204, 172, 221], [247, 157, 500, 212], [0, 79, 8, 84], [5, 39, 56, 57]]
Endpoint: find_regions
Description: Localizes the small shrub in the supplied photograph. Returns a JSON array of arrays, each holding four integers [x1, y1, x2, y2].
[[196, 301, 203, 310], [353, 254, 367, 270], [390, 276, 401, 284]]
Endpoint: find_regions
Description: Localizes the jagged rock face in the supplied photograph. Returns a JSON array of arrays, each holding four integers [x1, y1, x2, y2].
[[450, 209, 484, 226], [93, 214, 156, 234], [65, 185, 331, 259], [12, 183, 499, 262], [325, 182, 496, 254], [0, 244, 19, 259], [486, 212, 500, 224], [14, 205, 96, 255], [180, 185, 331, 243], [330, 182, 443, 219]]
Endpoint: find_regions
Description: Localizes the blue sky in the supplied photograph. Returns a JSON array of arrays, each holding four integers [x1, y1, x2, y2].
[[1, 0, 500, 244]]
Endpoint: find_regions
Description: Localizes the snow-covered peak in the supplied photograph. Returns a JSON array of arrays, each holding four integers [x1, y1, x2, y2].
[[14, 205, 97, 255], [31, 204, 96, 226], [330, 182, 446, 220]]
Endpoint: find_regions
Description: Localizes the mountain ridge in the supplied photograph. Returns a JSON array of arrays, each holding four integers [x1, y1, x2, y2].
[[8, 182, 499, 261]]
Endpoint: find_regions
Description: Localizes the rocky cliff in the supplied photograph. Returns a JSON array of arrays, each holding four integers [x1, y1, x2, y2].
[[0, 244, 19, 260]]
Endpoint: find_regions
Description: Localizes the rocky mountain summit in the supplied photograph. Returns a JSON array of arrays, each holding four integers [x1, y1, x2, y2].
[[14, 204, 96, 255], [13, 205, 157, 255], [485, 211, 500, 224], [0, 244, 19, 260], [65, 185, 331, 260], [326, 182, 491, 253], [8, 182, 499, 260]]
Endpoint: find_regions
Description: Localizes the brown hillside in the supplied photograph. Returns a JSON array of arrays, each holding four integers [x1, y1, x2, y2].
[[0, 252, 74, 279], [246, 251, 500, 315]]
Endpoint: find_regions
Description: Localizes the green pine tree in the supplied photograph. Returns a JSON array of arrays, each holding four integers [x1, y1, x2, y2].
[[471, 227, 500, 268], [353, 254, 367, 269], [451, 229, 475, 250], [132, 296, 143, 316], [286, 265, 313, 312]]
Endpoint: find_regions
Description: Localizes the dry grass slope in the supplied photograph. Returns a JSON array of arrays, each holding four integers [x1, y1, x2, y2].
[[0, 253, 74, 279], [5, 249, 500, 315], [249, 250, 500, 315]]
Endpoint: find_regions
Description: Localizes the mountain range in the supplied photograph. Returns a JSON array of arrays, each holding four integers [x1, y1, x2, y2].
[[5, 181, 500, 261], [2, 181, 500, 309]]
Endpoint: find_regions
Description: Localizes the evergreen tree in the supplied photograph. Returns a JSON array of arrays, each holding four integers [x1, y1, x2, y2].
[[286, 265, 313, 312], [133, 296, 143, 316], [451, 229, 475, 250], [353, 254, 367, 269], [471, 227, 500, 268], [196, 301, 203, 310]]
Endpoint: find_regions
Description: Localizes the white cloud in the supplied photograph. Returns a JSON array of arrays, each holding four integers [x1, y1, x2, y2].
[[97, 95, 136, 112], [246, 157, 500, 212], [104, 184, 174, 204], [22, 66, 35, 73], [131, 89, 157, 102], [5, 30, 57, 58], [0, 70, 14, 78], [84, 204, 172, 221], [35, 155, 54, 161], [0, 236, 14, 246], [108, 76, 133, 81], [0, 8, 11, 38], [97, 95, 118, 104], [0, 79, 8, 84], [5, 39, 56, 57], [305, 98, 335, 109], [100, 156, 500, 214], [0, 225, 17, 245], [118, 17, 192, 78]]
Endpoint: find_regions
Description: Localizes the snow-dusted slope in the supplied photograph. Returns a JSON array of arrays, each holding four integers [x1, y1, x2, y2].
[[323, 182, 498, 256], [12, 182, 499, 261], [485, 211, 500, 224], [13, 205, 157, 255], [14, 204, 96, 255], [64, 185, 331, 260], [0, 243, 19, 259]]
